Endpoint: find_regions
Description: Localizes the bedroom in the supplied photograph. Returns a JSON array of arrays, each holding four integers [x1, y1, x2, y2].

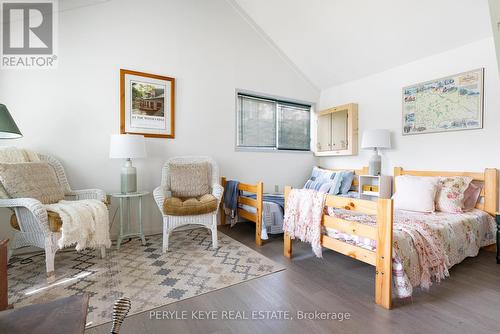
[[0, 0, 499, 333]]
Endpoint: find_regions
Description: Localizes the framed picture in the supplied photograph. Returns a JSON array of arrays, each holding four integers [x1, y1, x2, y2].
[[120, 69, 175, 138], [402, 68, 484, 135]]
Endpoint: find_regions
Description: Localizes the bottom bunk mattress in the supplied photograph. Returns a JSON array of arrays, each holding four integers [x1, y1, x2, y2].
[[239, 193, 285, 239], [325, 207, 496, 298], [237, 192, 360, 240]]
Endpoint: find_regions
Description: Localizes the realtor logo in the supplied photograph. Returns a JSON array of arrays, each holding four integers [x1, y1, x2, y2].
[[1, 0, 58, 68]]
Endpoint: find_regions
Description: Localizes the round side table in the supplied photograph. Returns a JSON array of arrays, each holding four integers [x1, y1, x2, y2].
[[110, 191, 149, 250]]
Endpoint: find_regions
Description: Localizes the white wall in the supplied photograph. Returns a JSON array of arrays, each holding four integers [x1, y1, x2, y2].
[[0, 0, 319, 241], [319, 37, 500, 186], [489, 0, 500, 76]]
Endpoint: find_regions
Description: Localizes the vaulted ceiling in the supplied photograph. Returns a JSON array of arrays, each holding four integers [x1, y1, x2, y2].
[[233, 0, 493, 89]]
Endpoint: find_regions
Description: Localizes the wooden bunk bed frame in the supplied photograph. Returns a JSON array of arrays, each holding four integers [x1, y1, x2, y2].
[[220, 177, 264, 246], [395, 167, 498, 254], [220, 167, 368, 247], [394, 167, 498, 215], [283, 167, 498, 310]]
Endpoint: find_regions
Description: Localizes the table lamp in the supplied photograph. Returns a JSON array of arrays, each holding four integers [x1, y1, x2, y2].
[[109, 134, 146, 194], [361, 129, 391, 176], [0, 104, 22, 138]]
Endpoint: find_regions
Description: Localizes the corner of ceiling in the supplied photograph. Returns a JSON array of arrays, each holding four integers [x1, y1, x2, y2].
[[224, 0, 321, 94]]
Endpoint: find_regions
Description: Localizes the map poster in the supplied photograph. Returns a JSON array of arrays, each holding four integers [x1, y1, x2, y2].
[[402, 68, 484, 135]]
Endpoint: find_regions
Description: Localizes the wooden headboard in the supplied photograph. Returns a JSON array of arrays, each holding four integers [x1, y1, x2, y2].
[[394, 167, 498, 216], [320, 166, 369, 188]]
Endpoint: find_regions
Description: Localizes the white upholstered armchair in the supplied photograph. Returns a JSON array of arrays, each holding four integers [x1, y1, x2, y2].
[[153, 156, 223, 253], [0, 153, 107, 278]]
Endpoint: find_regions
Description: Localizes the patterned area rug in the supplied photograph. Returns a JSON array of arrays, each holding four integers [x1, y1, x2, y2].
[[8, 228, 284, 328]]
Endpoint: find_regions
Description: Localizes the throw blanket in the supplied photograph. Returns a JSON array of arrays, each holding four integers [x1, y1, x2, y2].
[[223, 180, 239, 225], [283, 189, 326, 257], [330, 208, 450, 290], [45, 199, 111, 251], [395, 218, 450, 289]]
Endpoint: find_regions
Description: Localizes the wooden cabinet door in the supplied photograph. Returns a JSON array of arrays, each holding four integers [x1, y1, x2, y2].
[[316, 114, 331, 152], [331, 109, 348, 150]]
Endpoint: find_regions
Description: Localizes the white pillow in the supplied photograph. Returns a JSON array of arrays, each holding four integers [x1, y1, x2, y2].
[[393, 175, 440, 213]]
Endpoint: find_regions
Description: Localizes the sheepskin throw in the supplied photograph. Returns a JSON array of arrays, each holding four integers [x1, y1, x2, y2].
[[169, 161, 210, 197], [0, 162, 64, 204], [46, 199, 111, 251]]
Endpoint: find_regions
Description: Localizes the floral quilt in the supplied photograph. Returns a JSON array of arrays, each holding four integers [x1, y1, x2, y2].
[[325, 208, 496, 298]]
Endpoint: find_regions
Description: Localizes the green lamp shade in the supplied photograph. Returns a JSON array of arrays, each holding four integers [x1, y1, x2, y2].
[[0, 104, 22, 139]]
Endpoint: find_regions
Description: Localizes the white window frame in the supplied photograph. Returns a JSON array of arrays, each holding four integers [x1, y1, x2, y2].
[[235, 91, 313, 153]]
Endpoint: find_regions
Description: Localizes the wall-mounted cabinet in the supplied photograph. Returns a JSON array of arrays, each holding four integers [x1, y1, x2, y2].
[[314, 103, 358, 156]]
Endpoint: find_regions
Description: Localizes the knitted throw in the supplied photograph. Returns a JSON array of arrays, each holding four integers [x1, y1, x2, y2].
[[283, 189, 326, 258]]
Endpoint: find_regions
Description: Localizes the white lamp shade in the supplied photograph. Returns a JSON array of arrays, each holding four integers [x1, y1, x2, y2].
[[361, 129, 391, 149], [109, 134, 146, 159]]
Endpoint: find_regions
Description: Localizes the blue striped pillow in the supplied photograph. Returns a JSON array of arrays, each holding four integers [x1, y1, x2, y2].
[[304, 167, 336, 193], [340, 171, 355, 194], [328, 172, 344, 195]]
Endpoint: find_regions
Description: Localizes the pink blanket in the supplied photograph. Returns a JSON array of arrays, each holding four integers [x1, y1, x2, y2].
[[283, 189, 326, 257], [329, 208, 450, 290], [395, 217, 450, 289]]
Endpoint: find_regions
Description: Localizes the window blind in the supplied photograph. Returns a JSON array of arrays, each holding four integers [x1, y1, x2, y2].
[[238, 95, 276, 147], [277, 104, 310, 150], [237, 93, 311, 151]]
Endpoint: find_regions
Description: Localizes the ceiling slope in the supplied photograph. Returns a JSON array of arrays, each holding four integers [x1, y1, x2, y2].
[[233, 0, 493, 89]]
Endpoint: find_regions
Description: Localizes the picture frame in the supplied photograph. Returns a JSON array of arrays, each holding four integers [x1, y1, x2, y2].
[[402, 68, 484, 136], [120, 69, 175, 138]]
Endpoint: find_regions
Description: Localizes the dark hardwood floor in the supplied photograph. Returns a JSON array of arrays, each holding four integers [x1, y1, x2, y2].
[[88, 222, 500, 334]]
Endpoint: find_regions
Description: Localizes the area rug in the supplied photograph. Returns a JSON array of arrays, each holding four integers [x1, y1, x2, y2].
[[8, 228, 285, 328]]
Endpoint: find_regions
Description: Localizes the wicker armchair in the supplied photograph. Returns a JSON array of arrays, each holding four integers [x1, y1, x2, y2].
[[153, 156, 223, 253], [0, 153, 107, 279]]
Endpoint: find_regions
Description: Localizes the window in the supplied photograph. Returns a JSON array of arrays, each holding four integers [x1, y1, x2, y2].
[[237, 93, 311, 151]]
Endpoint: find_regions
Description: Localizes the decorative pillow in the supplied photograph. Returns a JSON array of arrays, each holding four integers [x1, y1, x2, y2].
[[435, 176, 473, 213], [327, 172, 344, 195], [392, 175, 440, 213], [0, 162, 64, 204], [169, 161, 211, 198], [339, 171, 354, 195], [303, 167, 336, 193], [463, 182, 482, 211], [0, 147, 40, 199]]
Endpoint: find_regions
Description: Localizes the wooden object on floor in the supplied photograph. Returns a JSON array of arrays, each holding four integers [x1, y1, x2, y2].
[[283, 188, 394, 309], [220, 177, 264, 246], [284, 166, 368, 257], [0, 294, 89, 334], [283, 186, 292, 258], [496, 213, 500, 264], [0, 239, 8, 311]]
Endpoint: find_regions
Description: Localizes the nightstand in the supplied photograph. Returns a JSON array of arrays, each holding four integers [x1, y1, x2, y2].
[[110, 191, 148, 250], [358, 175, 392, 199]]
